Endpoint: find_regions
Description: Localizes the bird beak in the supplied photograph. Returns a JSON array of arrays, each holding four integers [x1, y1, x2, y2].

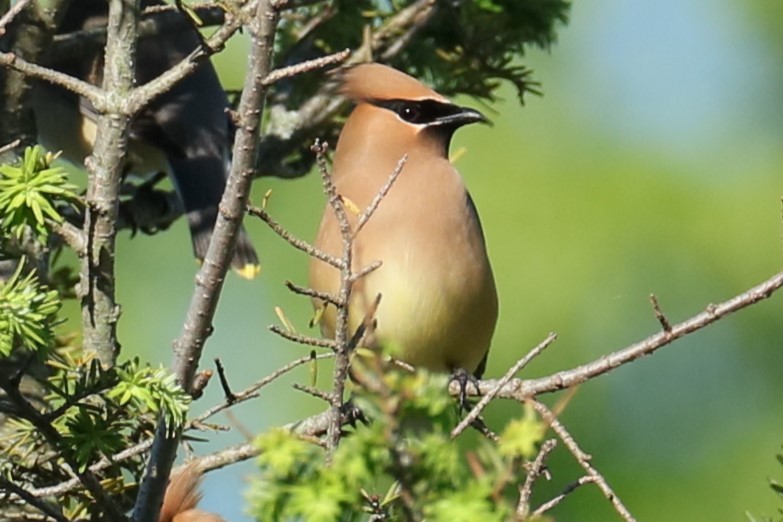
[[432, 106, 489, 128]]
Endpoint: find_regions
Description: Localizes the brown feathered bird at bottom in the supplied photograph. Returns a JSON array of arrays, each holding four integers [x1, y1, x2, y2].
[[158, 463, 226, 522], [309, 63, 498, 377], [33, 0, 259, 279]]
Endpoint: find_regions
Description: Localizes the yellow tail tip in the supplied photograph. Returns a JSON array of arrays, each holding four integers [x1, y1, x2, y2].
[[235, 263, 261, 280]]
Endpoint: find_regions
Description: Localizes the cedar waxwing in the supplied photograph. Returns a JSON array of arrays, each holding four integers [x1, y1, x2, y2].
[[32, 0, 259, 278], [309, 63, 498, 377]]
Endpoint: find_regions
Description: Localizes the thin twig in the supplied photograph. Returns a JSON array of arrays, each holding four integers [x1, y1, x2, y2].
[[0, 0, 31, 37], [312, 140, 356, 456], [354, 154, 407, 235], [127, 1, 262, 113], [532, 475, 597, 516], [190, 370, 213, 399], [285, 279, 344, 307], [248, 205, 344, 269], [517, 438, 557, 519], [214, 358, 236, 402], [262, 48, 351, 86], [649, 293, 672, 332], [466, 270, 783, 401], [0, 138, 21, 155], [270, 325, 337, 349], [48, 218, 86, 255], [451, 333, 558, 438], [292, 383, 334, 403], [190, 353, 334, 425], [530, 400, 636, 522], [350, 260, 383, 282]]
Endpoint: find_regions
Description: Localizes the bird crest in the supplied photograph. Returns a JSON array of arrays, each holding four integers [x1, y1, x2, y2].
[[339, 63, 448, 103]]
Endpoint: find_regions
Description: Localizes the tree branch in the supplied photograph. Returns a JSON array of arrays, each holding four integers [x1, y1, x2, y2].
[[131, 1, 281, 520], [185, 268, 783, 479], [450, 270, 783, 400], [0, 0, 30, 37], [77, 0, 141, 366], [530, 400, 636, 521], [451, 332, 557, 438], [516, 438, 557, 519]]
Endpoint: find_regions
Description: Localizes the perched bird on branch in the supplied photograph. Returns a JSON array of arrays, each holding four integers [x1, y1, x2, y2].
[[310, 63, 498, 377], [32, 0, 259, 278], [159, 462, 225, 522]]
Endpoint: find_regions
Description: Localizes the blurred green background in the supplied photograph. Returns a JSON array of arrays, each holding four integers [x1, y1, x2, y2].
[[58, 0, 783, 519]]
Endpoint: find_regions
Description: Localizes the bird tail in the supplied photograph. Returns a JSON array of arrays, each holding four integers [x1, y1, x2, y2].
[[190, 221, 260, 280], [159, 462, 226, 522]]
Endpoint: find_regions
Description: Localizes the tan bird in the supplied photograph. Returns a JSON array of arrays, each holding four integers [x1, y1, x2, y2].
[[309, 63, 498, 377], [159, 462, 225, 522]]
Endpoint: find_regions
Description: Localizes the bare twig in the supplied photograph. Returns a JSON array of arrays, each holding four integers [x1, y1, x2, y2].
[[248, 205, 344, 268], [270, 325, 337, 349], [310, 140, 356, 454], [190, 370, 213, 399], [47, 218, 86, 255], [530, 400, 636, 522], [262, 48, 351, 86], [126, 0, 258, 114], [354, 155, 407, 236], [451, 333, 557, 438], [649, 293, 671, 332], [517, 438, 557, 519], [0, 138, 20, 155], [292, 382, 334, 402], [0, 0, 30, 37], [214, 358, 236, 402], [532, 475, 597, 516], [350, 260, 383, 282], [286, 279, 344, 307], [190, 352, 334, 425], [452, 270, 783, 401]]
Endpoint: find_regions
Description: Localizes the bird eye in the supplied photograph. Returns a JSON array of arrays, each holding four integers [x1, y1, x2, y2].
[[399, 103, 422, 123]]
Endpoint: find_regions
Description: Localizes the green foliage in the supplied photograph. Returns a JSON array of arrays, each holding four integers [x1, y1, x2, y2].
[[498, 403, 547, 459], [108, 360, 191, 434], [0, 261, 61, 356], [1, 345, 191, 515], [250, 362, 546, 521], [0, 145, 78, 242], [275, 0, 569, 106], [749, 446, 783, 521]]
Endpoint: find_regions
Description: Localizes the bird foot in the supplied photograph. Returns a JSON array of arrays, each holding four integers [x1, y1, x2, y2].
[[340, 398, 369, 430], [448, 367, 481, 413], [119, 172, 181, 236]]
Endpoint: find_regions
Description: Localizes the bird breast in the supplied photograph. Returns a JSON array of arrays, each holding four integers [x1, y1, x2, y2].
[[312, 153, 498, 374]]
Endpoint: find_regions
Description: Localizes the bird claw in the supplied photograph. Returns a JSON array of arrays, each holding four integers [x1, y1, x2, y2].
[[119, 172, 178, 236], [340, 398, 369, 429], [448, 367, 481, 413]]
